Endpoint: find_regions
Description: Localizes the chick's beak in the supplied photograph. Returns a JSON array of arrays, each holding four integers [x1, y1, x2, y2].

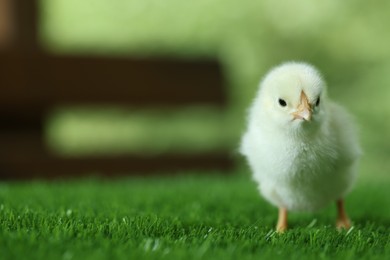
[[292, 91, 312, 121]]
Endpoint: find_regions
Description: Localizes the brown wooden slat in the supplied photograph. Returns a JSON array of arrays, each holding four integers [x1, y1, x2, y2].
[[0, 129, 234, 180], [0, 154, 233, 180], [0, 54, 226, 111]]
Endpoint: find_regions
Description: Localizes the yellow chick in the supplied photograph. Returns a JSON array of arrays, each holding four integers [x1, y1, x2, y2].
[[240, 62, 362, 232]]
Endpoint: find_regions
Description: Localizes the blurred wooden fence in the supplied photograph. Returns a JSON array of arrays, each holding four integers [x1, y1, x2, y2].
[[0, 0, 232, 179]]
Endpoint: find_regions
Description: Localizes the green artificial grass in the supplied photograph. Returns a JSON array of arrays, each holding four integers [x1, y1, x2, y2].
[[1, 172, 389, 259]]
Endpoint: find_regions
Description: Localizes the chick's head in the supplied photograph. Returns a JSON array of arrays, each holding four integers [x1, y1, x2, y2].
[[257, 62, 327, 132]]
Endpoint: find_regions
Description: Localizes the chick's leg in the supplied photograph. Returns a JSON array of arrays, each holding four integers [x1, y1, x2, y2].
[[276, 207, 288, 232], [336, 199, 351, 230]]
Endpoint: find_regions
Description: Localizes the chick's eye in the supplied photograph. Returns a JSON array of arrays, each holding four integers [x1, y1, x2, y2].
[[316, 97, 320, 106], [278, 98, 287, 107]]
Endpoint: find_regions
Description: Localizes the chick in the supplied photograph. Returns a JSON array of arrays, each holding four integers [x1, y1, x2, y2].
[[240, 62, 361, 232]]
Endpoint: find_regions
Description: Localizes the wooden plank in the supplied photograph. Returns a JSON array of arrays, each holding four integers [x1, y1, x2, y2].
[[0, 150, 233, 180], [0, 54, 226, 112], [0, 115, 233, 180], [0, 155, 233, 180]]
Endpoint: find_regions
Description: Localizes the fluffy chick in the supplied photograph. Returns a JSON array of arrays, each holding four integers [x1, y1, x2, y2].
[[240, 62, 361, 232]]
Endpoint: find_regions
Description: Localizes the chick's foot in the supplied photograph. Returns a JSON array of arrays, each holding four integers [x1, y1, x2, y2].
[[336, 199, 352, 230], [276, 207, 288, 233]]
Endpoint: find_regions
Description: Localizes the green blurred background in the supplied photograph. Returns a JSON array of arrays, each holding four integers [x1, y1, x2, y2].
[[39, 0, 389, 178]]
